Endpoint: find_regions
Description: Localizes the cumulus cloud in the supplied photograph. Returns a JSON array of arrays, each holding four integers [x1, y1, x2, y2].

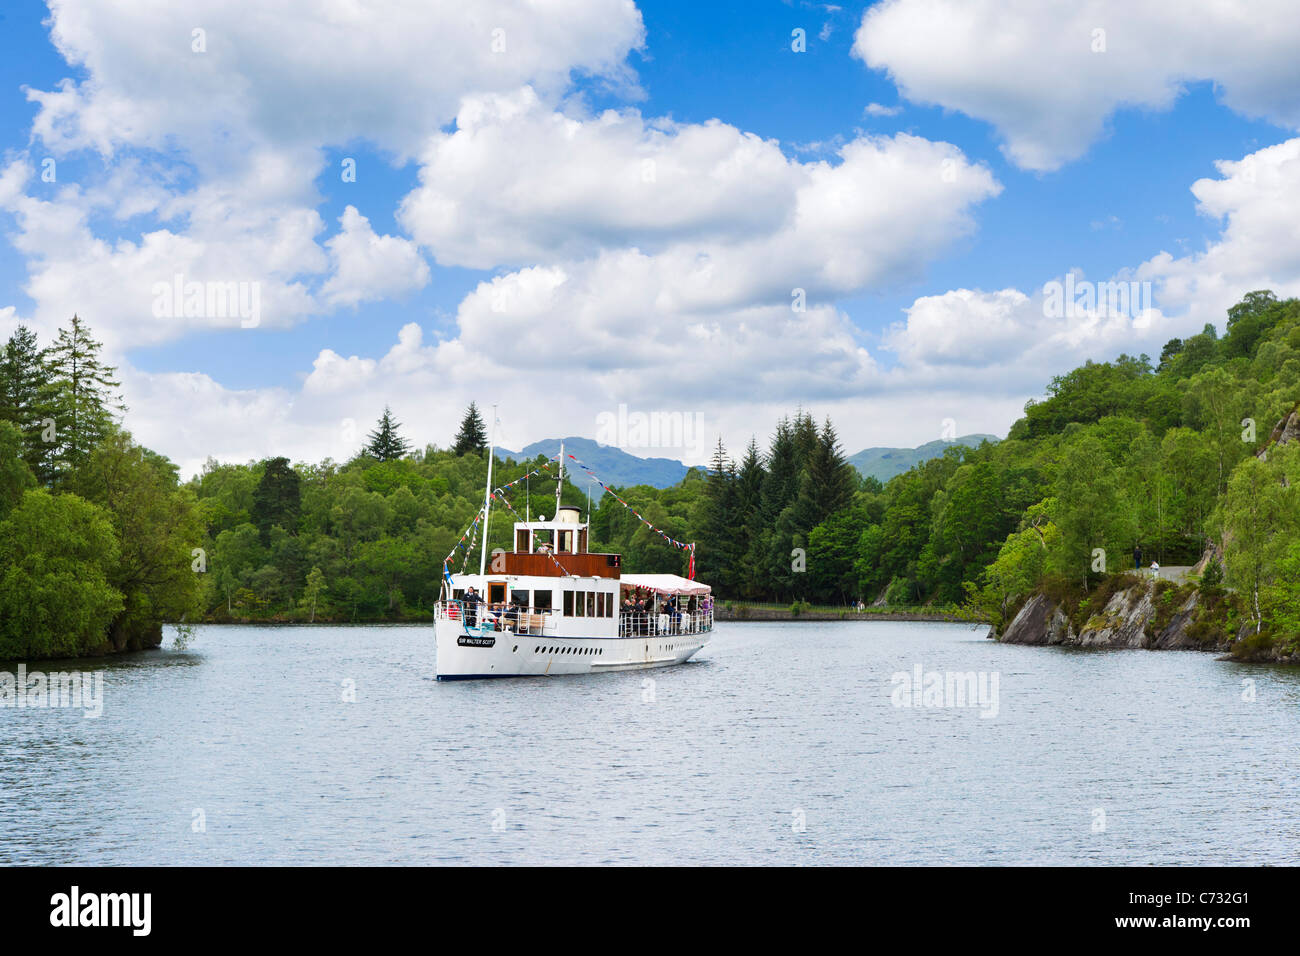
[[398, 87, 1001, 303], [321, 207, 429, 308], [1, 0, 646, 350], [1137, 137, 1300, 326], [854, 0, 1300, 170], [31, 0, 646, 164]]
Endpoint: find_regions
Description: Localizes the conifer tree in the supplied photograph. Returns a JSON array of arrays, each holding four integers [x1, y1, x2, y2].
[[452, 402, 489, 456], [364, 406, 411, 462], [252, 457, 302, 544], [734, 437, 767, 598], [45, 315, 123, 477], [0, 326, 57, 483], [697, 438, 738, 591]]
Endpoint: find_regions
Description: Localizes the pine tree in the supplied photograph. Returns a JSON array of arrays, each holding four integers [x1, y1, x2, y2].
[[252, 457, 301, 544], [45, 315, 123, 476], [0, 325, 57, 483], [756, 417, 801, 598], [734, 438, 767, 598], [364, 406, 411, 462], [697, 438, 739, 592], [804, 418, 856, 523], [452, 402, 489, 456]]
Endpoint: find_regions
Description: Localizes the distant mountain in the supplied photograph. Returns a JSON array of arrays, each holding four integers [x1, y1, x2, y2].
[[848, 434, 999, 483], [497, 437, 692, 496]]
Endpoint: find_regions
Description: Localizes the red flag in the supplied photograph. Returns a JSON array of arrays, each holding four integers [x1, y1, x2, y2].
[[687, 544, 696, 580]]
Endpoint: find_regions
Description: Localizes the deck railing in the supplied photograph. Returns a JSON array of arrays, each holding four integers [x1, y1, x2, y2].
[[436, 600, 714, 637], [617, 608, 713, 637], [435, 601, 555, 635]]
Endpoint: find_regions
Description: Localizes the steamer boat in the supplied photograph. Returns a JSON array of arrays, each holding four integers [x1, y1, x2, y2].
[[434, 439, 712, 679]]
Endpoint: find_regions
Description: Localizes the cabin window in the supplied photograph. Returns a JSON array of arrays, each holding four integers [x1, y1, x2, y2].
[[488, 582, 506, 605], [564, 591, 574, 616], [575, 590, 586, 617], [452, 589, 465, 602], [586, 592, 595, 617], [558, 530, 573, 553], [534, 590, 553, 611], [596, 593, 604, 617], [511, 589, 529, 607]]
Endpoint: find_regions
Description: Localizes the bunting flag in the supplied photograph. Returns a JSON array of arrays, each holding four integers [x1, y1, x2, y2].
[[441, 456, 563, 574], [564, 453, 697, 576], [441, 453, 697, 580], [489, 484, 573, 576]]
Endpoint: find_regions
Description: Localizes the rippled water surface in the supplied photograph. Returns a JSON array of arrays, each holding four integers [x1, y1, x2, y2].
[[2, 621, 1298, 865]]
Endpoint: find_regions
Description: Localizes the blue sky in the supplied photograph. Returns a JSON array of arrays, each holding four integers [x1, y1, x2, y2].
[[1, 1, 1297, 471]]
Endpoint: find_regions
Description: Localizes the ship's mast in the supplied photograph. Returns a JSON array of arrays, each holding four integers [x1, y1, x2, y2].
[[478, 404, 497, 577], [555, 440, 564, 515]]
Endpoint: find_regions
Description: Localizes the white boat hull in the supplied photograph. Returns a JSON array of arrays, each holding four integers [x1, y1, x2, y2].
[[434, 617, 709, 679]]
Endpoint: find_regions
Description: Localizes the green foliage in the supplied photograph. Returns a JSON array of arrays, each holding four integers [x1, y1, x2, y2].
[[0, 420, 36, 517], [0, 319, 198, 659], [364, 406, 412, 462], [0, 489, 123, 659], [453, 402, 489, 456], [251, 456, 301, 543], [67, 430, 206, 651], [44, 314, 124, 478]]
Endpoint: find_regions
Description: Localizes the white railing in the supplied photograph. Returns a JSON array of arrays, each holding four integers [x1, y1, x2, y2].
[[436, 601, 714, 637], [618, 608, 713, 637], [436, 601, 555, 635]]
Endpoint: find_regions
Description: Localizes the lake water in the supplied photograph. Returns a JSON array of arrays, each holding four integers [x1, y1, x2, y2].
[[2, 620, 1297, 865]]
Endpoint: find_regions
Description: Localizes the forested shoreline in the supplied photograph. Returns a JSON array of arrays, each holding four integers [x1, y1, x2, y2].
[[3, 291, 1299, 661]]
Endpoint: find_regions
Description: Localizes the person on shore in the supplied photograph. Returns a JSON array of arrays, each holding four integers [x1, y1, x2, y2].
[[1134, 545, 1142, 571], [1150, 561, 1161, 580]]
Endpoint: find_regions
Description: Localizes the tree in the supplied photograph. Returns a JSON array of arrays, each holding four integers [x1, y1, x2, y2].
[[452, 402, 489, 456], [0, 325, 57, 483], [302, 566, 327, 623], [0, 421, 36, 517], [364, 406, 411, 462], [252, 457, 302, 543], [68, 431, 205, 651], [0, 489, 123, 659], [44, 315, 123, 477], [1052, 433, 1134, 587], [1220, 456, 1287, 635], [696, 438, 738, 592]]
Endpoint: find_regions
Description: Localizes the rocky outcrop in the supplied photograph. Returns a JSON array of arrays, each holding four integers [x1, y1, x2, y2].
[[1000, 593, 1076, 645], [1267, 403, 1300, 449], [1151, 592, 1206, 649], [999, 580, 1229, 652], [1077, 585, 1155, 647]]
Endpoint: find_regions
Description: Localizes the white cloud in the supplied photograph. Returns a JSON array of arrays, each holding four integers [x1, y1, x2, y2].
[[863, 103, 901, 117], [1137, 137, 1300, 326], [1, 0, 646, 352], [854, 0, 1300, 170], [31, 0, 646, 164], [398, 87, 1001, 303], [321, 206, 430, 308]]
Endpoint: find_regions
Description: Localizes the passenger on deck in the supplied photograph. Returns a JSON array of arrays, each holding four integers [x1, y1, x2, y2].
[[464, 587, 483, 626], [665, 595, 682, 632]]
